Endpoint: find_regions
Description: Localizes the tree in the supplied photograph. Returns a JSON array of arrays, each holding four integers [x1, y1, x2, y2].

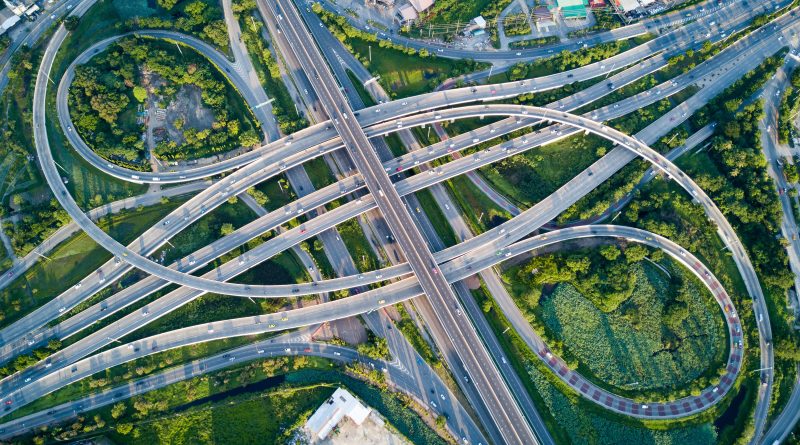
[[624, 245, 648, 264], [202, 21, 229, 50], [239, 130, 261, 147], [111, 402, 127, 419], [435, 414, 447, 428], [63, 16, 80, 31], [132, 86, 147, 103], [157, 0, 179, 10], [116, 423, 134, 435], [599, 245, 621, 261], [220, 223, 234, 236]]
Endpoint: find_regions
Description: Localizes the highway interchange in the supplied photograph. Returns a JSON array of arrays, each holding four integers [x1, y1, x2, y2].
[[0, 0, 798, 443]]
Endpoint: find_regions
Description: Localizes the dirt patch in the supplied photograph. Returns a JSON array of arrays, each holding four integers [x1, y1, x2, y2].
[[320, 412, 411, 445], [164, 85, 215, 144], [463, 275, 481, 290]]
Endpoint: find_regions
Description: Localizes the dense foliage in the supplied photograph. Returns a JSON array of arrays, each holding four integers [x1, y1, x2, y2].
[[69, 37, 260, 165], [128, 0, 229, 52], [507, 41, 632, 80], [510, 249, 726, 398], [778, 68, 800, 145]]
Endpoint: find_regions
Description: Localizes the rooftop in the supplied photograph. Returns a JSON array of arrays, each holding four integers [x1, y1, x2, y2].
[[305, 388, 372, 442]]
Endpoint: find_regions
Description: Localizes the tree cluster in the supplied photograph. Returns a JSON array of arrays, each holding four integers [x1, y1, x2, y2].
[[507, 41, 631, 81], [129, 0, 229, 52]]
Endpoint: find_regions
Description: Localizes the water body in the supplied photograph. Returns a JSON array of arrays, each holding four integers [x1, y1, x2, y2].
[[714, 384, 748, 432], [172, 374, 286, 413]]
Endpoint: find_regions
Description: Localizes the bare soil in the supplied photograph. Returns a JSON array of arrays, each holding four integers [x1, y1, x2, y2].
[[164, 85, 214, 144]]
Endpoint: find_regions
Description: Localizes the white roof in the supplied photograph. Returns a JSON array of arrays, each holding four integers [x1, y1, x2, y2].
[[0, 8, 19, 33], [409, 0, 434, 12], [305, 388, 371, 441], [639, 0, 656, 5], [473, 15, 486, 28], [398, 4, 418, 21], [616, 0, 640, 11]]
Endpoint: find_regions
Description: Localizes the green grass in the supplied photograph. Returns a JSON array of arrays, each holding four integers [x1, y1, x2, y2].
[[0, 203, 180, 330], [347, 70, 377, 107], [304, 236, 336, 279], [53, 0, 227, 80], [337, 217, 381, 272], [303, 157, 336, 191], [254, 175, 297, 212], [472, 284, 722, 445], [414, 189, 458, 248], [518, 262, 727, 399], [349, 40, 471, 98], [395, 304, 439, 367], [383, 133, 407, 157], [479, 133, 606, 208], [444, 175, 511, 234], [116, 385, 331, 444]]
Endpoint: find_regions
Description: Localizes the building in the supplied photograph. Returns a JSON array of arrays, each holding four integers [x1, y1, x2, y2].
[[304, 388, 372, 442], [462, 15, 487, 35], [397, 3, 418, 24], [589, 0, 607, 7], [556, 0, 589, 19], [0, 7, 19, 35], [368, 0, 395, 8], [533, 5, 556, 31], [408, 0, 434, 13], [2, 0, 33, 16], [614, 0, 646, 12]]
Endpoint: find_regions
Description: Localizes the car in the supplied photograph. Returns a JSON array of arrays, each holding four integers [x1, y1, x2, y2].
[[440, 393, 445, 400], [333, 351, 341, 356]]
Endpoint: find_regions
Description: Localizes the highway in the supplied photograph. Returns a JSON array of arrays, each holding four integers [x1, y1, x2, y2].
[[17, 98, 767, 434], [311, 0, 751, 61], [756, 52, 800, 444], [18, 4, 788, 382], [0, 224, 744, 436], [55, 0, 786, 185], [2, 0, 792, 440], [34, 9, 797, 301], [18, 16, 788, 402], [269, 0, 542, 441]]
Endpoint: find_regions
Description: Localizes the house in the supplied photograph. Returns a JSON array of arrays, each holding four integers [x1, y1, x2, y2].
[[614, 0, 643, 12], [397, 3, 418, 24], [0, 7, 19, 36], [304, 388, 372, 442], [2, 0, 33, 16], [408, 0, 434, 13]]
